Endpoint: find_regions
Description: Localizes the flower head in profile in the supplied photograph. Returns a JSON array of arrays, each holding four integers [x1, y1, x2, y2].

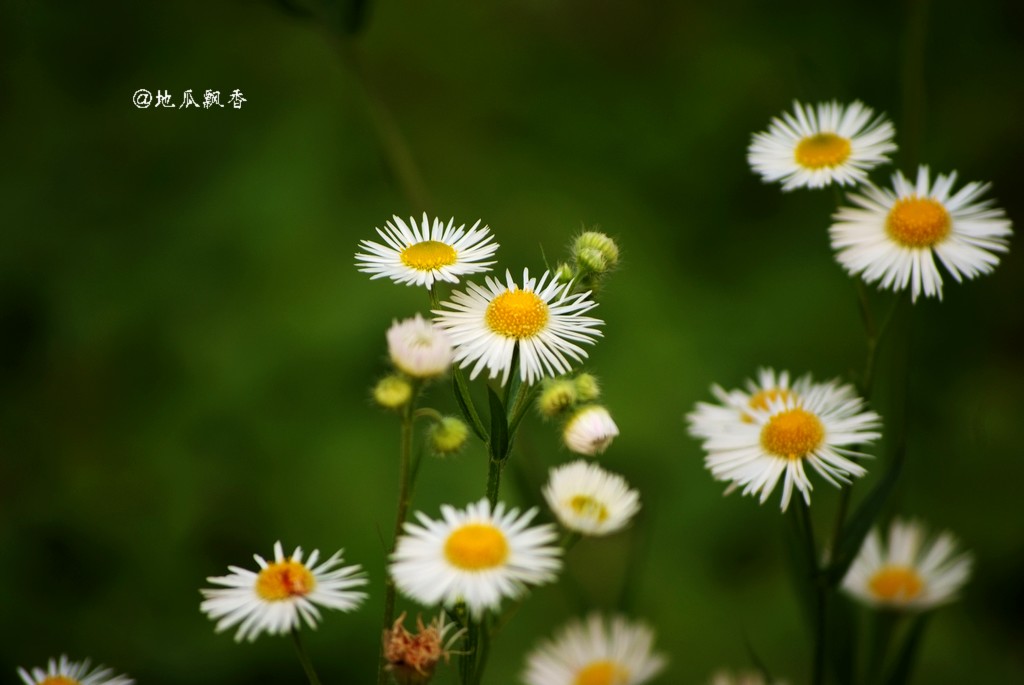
[[563, 405, 619, 456], [543, 460, 641, 536], [830, 165, 1012, 301], [387, 313, 454, 379], [523, 613, 666, 685], [356, 214, 498, 288], [18, 656, 134, 685], [689, 373, 881, 511], [433, 269, 603, 385], [200, 541, 368, 642], [842, 519, 973, 611], [748, 100, 896, 191], [390, 498, 561, 617]]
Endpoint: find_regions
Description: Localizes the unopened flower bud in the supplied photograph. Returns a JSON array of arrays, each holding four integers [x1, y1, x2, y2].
[[374, 375, 412, 409], [538, 379, 578, 418], [430, 416, 469, 455], [554, 261, 576, 283], [575, 246, 609, 274], [387, 313, 453, 379], [573, 231, 620, 270], [574, 373, 601, 401], [563, 405, 619, 456]]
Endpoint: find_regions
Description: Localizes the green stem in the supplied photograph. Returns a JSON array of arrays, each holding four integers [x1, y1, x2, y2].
[[291, 628, 324, 685], [866, 610, 900, 684], [797, 499, 826, 685], [900, 0, 930, 171], [377, 398, 417, 685]]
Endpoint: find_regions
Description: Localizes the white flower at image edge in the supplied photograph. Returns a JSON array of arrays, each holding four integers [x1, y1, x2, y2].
[[842, 519, 973, 611], [387, 313, 454, 378], [747, 100, 896, 191], [355, 214, 498, 288], [18, 656, 134, 685], [523, 613, 667, 685], [563, 405, 619, 456], [200, 541, 368, 642], [830, 165, 1012, 301], [433, 269, 603, 385], [389, 498, 561, 617]]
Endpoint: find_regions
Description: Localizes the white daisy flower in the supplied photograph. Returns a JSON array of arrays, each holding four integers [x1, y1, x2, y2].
[[18, 656, 133, 685], [523, 613, 666, 685], [687, 368, 821, 439], [200, 541, 368, 642], [387, 313, 454, 379], [842, 519, 973, 611], [692, 377, 881, 511], [390, 498, 561, 617], [543, 460, 640, 536], [433, 269, 603, 386], [830, 165, 1012, 302], [748, 100, 896, 191], [563, 405, 619, 456], [355, 214, 498, 288]]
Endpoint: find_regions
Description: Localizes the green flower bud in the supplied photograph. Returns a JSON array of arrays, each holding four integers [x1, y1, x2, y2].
[[373, 374, 412, 409], [430, 416, 469, 455], [554, 261, 576, 283], [574, 373, 601, 402], [538, 378, 578, 418], [573, 231, 620, 269]]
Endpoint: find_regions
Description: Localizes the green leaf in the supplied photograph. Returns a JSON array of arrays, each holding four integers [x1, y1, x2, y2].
[[487, 386, 509, 462], [453, 367, 487, 441]]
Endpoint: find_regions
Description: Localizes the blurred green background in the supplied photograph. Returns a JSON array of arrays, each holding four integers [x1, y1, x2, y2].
[[2, 0, 1022, 683]]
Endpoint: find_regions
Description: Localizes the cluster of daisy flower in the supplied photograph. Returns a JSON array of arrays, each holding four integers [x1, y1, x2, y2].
[[749, 100, 1012, 302]]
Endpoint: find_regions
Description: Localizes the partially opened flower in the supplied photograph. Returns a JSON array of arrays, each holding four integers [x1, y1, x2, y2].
[[387, 313, 454, 379], [18, 656, 133, 685], [830, 165, 1012, 301], [691, 375, 881, 511], [200, 541, 368, 642], [433, 269, 603, 385], [523, 614, 666, 685], [748, 100, 896, 191], [543, 460, 640, 536], [842, 519, 973, 611], [356, 214, 498, 288], [563, 405, 619, 456], [390, 498, 561, 617]]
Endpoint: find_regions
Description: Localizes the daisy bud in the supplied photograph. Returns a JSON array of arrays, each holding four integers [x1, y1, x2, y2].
[[429, 416, 469, 455], [387, 313, 454, 379], [575, 247, 609, 274], [573, 373, 601, 402], [563, 405, 619, 456], [374, 375, 413, 410], [554, 261, 576, 283], [573, 231, 620, 270], [538, 378, 579, 418]]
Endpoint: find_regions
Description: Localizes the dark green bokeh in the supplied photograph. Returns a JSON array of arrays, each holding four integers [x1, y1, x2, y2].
[[2, 1, 1022, 683]]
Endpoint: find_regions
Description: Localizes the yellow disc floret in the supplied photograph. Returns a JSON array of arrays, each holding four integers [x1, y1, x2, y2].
[[485, 289, 549, 339], [794, 133, 852, 169], [256, 559, 316, 601], [444, 523, 509, 570], [868, 565, 925, 602], [760, 408, 825, 459], [742, 387, 793, 423], [886, 197, 951, 248], [574, 660, 630, 685], [569, 495, 609, 523], [400, 240, 458, 271]]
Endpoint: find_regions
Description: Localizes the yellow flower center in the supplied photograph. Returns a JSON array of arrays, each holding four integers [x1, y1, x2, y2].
[[794, 133, 852, 169], [400, 240, 458, 271], [39, 679, 79, 685], [760, 408, 825, 459], [886, 197, 951, 248], [742, 387, 793, 423], [574, 660, 630, 685], [444, 523, 509, 570], [570, 495, 609, 522], [485, 290, 549, 339], [868, 565, 925, 601], [255, 559, 316, 601]]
